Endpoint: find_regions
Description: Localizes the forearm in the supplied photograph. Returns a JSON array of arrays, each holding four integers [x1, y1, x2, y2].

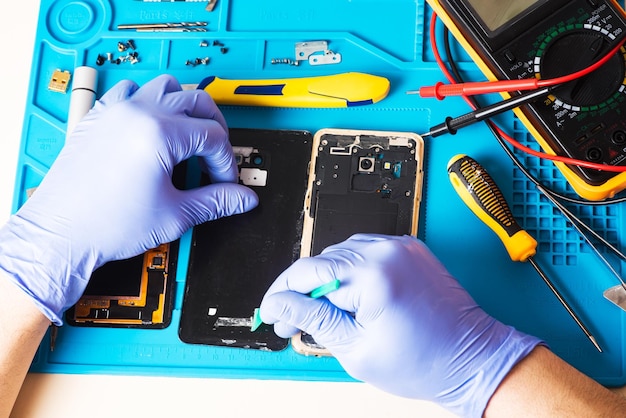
[[0, 272, 49, 418], [485, 345, 626, 417]]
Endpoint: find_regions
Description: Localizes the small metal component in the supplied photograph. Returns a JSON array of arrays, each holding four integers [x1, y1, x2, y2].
[[117, 41, 128, 52], [212, 40, 224, 47], [220, 47, 228, 54], [199, 40, 209, 47], [295, 41, 329, 60], [294, 40, 341, 65], [270, 58, 299, 66], [187, 57, 210, 66], [127, 39, 136, 50], [99, 49, 140, 66], [308, 50, 342, 66], [48, 69, 71, 93]]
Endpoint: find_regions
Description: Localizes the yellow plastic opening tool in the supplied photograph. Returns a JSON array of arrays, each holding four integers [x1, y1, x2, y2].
[[183, 72, 390, 107], [447, 154, 602, 352]]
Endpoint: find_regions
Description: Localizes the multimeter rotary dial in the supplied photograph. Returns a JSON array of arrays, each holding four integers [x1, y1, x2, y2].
[[535, 25, 626, 111]]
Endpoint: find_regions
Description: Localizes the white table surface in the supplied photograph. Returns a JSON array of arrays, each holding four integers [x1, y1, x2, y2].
[[2, 1, 457, 417]]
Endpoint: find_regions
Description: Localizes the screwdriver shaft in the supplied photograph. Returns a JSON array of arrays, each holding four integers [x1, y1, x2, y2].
[[528, 257, 602, 353]]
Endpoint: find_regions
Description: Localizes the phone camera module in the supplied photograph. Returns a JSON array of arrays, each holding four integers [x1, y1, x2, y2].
[[251, 153, 264, 166], [358, 157, 375, 173]]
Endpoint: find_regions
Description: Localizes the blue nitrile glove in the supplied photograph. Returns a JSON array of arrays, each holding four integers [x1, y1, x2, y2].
[[260, 234, 543, 418], [0, 74, 258, 325]]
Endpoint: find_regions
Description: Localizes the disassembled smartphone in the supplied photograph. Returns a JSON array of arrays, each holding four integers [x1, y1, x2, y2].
[[292, 128, 425, 356], [66, 242, 178, 328], [65, 164, 187, 329], [178, 128, 313, 351]]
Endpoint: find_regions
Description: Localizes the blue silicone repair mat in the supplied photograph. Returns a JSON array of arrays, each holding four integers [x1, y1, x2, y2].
[[14, 0, 626, 385]]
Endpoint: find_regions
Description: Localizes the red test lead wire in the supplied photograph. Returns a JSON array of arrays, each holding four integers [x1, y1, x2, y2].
[[421, 79, 540, 100], [419, 41, 624, 99]]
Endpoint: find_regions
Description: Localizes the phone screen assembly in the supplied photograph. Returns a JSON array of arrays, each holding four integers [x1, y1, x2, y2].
[[178, 128, 313, 351], [293, 128, 425, 356]]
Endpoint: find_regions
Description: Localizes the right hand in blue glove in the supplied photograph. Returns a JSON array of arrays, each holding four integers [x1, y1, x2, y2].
[[260, 234, 542, 418]]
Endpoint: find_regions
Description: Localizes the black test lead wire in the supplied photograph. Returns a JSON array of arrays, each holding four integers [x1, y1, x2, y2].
[[419, 86, 554, 138]]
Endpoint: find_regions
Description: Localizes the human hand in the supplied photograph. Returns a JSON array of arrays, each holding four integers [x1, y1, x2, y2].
[[260, 234, 542, 417], [0, 74, 258, 325]]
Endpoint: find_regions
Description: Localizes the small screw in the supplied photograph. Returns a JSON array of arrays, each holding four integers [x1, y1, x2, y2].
[[117, 41, 127, 52], [96, 54, 106, 66], [212, 40, 224, 47], [106, 52, 113, 61], [200, 40, 209, 47], [271, 58, 295, 65], [127, 39, 136, 50]]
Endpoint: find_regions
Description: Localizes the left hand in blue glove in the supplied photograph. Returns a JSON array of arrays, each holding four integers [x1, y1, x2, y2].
[[0, 74, 259, 325]]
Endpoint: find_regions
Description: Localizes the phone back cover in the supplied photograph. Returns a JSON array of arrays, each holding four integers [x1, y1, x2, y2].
[[179, 128, 313, 350]]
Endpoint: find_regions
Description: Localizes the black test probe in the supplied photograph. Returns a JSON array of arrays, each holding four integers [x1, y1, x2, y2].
[[416, 87, 553, 138]]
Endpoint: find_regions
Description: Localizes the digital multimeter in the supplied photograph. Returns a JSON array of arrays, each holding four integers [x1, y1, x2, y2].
[[426, 0, 626, 200]]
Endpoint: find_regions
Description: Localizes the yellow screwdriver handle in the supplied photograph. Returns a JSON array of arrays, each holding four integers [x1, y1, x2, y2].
[[447, 154, 537, 262]]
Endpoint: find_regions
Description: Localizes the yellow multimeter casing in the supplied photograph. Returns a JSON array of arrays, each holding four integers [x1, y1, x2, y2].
[[427, 0, 626, 201]]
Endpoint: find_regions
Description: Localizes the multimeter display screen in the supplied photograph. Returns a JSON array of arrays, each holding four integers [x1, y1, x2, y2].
[[466, 0, 540, 31]]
